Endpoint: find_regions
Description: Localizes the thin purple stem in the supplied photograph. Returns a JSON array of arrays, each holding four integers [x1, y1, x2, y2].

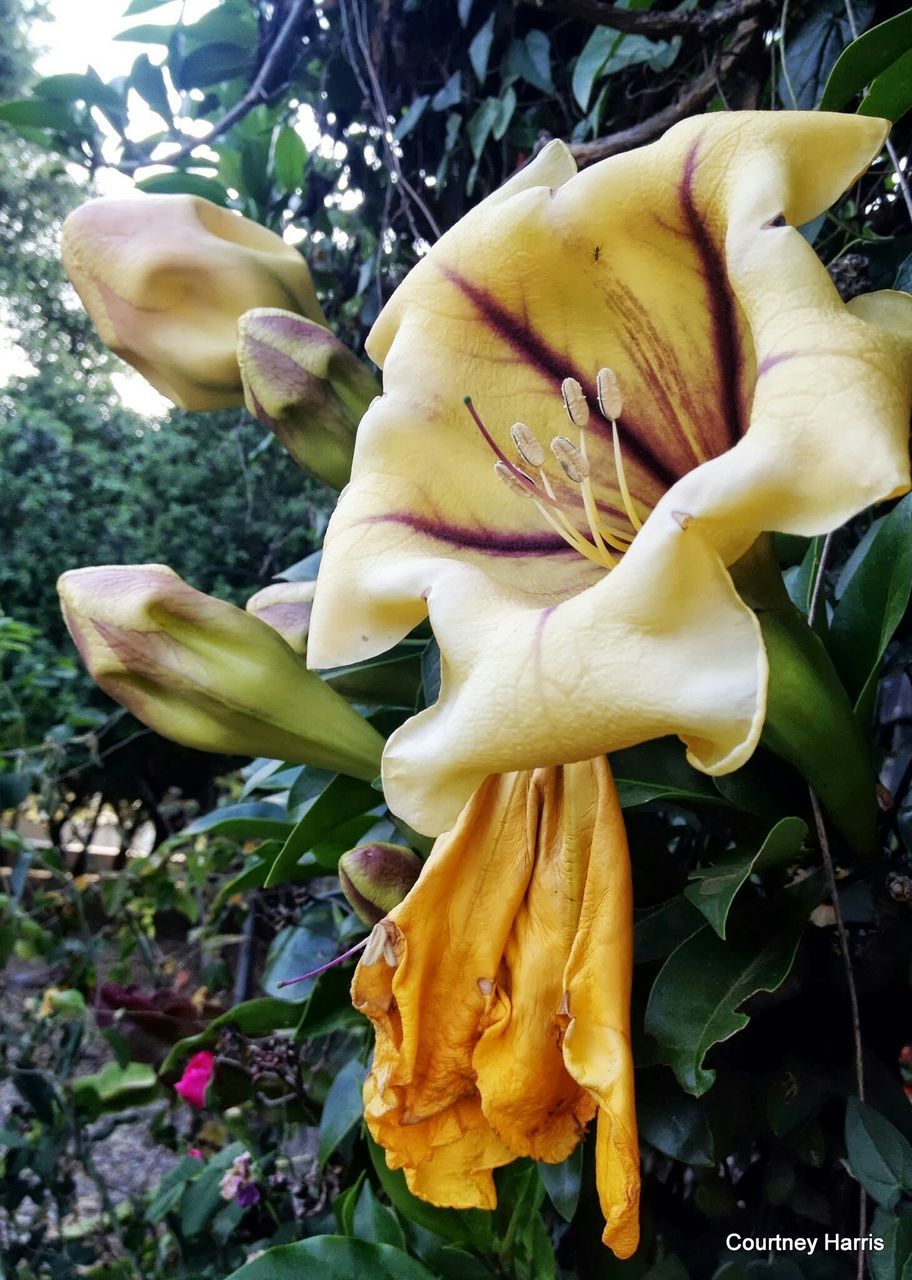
[[276, 936, 369, 988]]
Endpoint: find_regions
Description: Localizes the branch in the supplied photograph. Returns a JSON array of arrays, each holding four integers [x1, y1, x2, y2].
[[518, 0, 771, 39], [116, 0, 309, 175], [568, 16, 761, 167]]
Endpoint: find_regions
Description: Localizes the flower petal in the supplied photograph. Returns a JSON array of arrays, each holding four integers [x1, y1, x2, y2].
[[310, 110, 909, 836], [559, 758, 639, 1259]]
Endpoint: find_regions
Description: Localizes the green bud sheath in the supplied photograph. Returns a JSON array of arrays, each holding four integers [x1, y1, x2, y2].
[[758, 606, 877, 858], [338, 842, 422, 925]]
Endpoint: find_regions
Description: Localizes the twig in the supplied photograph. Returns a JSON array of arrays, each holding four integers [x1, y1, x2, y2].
[[116, 0, 309, 175], [570, 17, 761, 166], [807, 537, 866, 1280], [518, 0, 771, 39]]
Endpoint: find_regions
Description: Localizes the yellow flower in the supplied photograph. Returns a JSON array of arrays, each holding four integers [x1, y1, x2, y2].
[[58, 564, 383, 781], [307, 111, 912, 839], [353, 755, 638, 1257], [61, 195, 325, 411]]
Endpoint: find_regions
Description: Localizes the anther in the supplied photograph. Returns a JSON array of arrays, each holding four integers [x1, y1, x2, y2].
[[362, 921, 400, 968], [494, 459, 535, 497], [511, 421, 546, 468], [671, 510, 693, 530], [551, 435, 590, 484], [477, 978, 494, 996], [596, 367, 623, 421], [561, 376, 590, 428]]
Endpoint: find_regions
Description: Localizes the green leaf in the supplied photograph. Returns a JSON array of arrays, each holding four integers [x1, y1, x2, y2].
[[819, 6, 912, 110], [351, 1180, 406, 1248], [161, 997, 306, 1073], [637, 1069, 715, 1166], [71, 1062, 159, 1118], [183, 800, 293, 840], [684, 816, 807, 939], [509, 30, 553, 93], [467, 97, 500, 162], [432, 72, 462, 111], [538, 1145, 583, 1222], [779, 0, 872, 109], [262, 918, 339, 1001], [572, 27, 620, 110], [611, 738, 726, 809], [0, 98, 80, 131], [634, 895, 704, 964], [469, 12, 496, 83], [869, 1205, 912, 1280], [114, 22, 175, 43], [175, 42, 253, 90], [492, 87, 516, 141], [829, 493, 912, 713], [131, 53, 172, 121], [572, 29, 676, 111], [225, 1237, 438, 1280], [860, 48, 912, 122], [394, 94, 430, 141], [645, 877, 821, 1095], [124, 0, 173, 13], [33, 73, 123, 114], [179, 1165, 226, 1237], [367, 1134, 495, 1250], [318, 1058, 367, 1170], [136, 172, 231, 205], [265, 775, 380, 887], [273, 124, 307, 191], [845, 1099, 912, 1210]]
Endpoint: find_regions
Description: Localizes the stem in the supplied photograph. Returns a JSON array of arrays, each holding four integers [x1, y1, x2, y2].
[[807, 531, 866, 1280], [276, 936, 368, 987]]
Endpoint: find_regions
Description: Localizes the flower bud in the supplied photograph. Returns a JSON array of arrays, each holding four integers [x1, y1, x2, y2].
[[245, 580, 315, 656], [338, 842, 422, 925], [174, 1050, 215, 1109], [61, 195, 325, 411], [237, 308, 379, 489], [58, 564, 383, 781]]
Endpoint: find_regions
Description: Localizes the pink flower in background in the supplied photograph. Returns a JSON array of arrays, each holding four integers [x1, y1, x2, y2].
[[174, 1050, 215, 1108]]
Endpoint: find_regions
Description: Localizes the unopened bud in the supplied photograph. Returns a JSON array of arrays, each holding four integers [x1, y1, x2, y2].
[[246, 580, 316, 656], [338, 842, 422, 926], [58, 564, 383, 781], [61, 194, 324, 411], [237, 308, 379, 490]]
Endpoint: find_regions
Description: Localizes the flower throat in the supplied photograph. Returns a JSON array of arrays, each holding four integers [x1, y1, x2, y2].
[[464, 369, 643, 569]]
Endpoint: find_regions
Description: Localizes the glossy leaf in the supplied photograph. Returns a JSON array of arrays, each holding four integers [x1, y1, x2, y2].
[[262, 916, 339, 1002], [182, 800, 293, 840], [367, 1135, 495, 1250], [351, 1181, 406, 1248], [225, 1237, 438, 1280], [136, 171, 232, 205], [611, 738, 726, 809], [645, 877, 821, 1095], [273, 124, 307, 191], [819, 6, 912, 109], [318, 1058, 368, 1170], [685, 816, 807, 939], [779, 0, 872, 109], [538, 1145, 583, 1222], [637, 1068, 715, 1166], [845, 1098, 912, 1210], [469, 12, 496, 83], [161, 997, 306, 1074], [829, 493, 912, 715], [860, 49, 912, 122], [869, 1205, 912, 1280], [265, 774, 380, 886], [634, 895, 704, 964]]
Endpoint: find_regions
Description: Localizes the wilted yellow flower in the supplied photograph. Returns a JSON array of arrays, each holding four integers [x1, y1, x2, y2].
[[353, 756, 638, 1257], [58, 563, 383, 781], [61, 195, 325, 411]]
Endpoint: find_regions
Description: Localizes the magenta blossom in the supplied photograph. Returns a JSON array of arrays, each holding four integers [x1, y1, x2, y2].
[[174, 1050, 215, 1108]]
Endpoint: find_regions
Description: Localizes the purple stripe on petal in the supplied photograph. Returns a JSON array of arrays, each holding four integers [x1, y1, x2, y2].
[[680, 142, 746, 452], [365, 512, 580, 557], [442, 267, 678, 491], [758, 352, 796, 377]]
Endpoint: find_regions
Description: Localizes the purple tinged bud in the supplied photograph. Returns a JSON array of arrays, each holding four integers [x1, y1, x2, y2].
[[237, 308, 379, 490], [338, 842, 422, 926]]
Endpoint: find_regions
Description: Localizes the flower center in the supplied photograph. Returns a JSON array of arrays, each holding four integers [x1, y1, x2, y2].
[[464, 369, 644, 569]]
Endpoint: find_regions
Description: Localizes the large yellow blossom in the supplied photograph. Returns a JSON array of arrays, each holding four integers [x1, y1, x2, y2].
[[308, 111, 912, 839], [353, 755, 638, 1256]]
